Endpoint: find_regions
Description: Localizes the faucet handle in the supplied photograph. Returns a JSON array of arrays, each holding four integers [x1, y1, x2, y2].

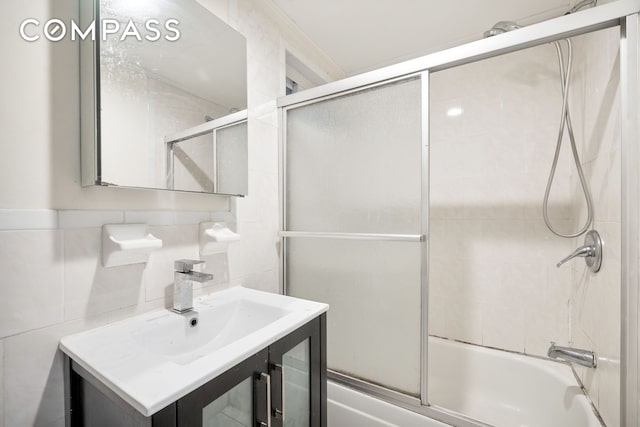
[[174, 259, 205, 273], [556, 230, 602, 273], [556, 245, 595, 268]]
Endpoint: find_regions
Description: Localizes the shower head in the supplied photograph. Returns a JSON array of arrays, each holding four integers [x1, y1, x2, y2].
[[566, 0, 597, 14], [484, 1, 597, 38], [483, 21, 522, 38]]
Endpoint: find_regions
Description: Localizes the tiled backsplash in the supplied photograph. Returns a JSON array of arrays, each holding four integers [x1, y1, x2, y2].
[[0, 209, 275, 426], [0, 209, 240, 423]]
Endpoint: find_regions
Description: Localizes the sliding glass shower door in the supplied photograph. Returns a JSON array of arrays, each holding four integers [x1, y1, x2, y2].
[[282, 77, 426, 397]]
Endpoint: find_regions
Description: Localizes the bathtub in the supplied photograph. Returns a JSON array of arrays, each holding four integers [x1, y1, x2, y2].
[[328, 337, 602, 427]]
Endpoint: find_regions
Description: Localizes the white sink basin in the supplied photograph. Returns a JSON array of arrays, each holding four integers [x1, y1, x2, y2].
[[60, 287, 328, 416], [132, 298, 289, 364]]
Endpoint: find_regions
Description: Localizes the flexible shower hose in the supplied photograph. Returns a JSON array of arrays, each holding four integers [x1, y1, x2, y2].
[[542, 39, 594, 238]]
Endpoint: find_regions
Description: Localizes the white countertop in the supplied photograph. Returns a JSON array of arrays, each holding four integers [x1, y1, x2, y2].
[[59, 287, 328, 416]]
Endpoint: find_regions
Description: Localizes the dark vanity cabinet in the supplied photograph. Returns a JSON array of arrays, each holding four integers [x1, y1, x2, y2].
[[67, 315, 326, 427]]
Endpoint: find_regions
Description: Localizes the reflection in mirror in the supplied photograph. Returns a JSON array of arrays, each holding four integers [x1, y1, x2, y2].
[[81, 0, 248, 195], [166, 113, 248, 195]]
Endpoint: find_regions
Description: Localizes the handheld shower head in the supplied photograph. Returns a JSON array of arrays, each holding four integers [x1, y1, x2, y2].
[[483, 21, 522, 38]]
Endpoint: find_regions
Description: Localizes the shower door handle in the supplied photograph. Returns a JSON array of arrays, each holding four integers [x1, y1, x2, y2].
[[279, 231, 425, 242]]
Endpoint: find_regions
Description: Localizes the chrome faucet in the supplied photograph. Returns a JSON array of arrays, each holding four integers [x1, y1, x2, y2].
[[172, 259, 213, 314], [556, 230, 602, 272], [547, 343, 597, 368]]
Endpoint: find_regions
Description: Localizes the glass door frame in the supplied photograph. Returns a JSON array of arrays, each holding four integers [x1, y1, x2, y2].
[[278, 2, 640, 425], [268, 314, 326, 427], [279, 73, 429, 410], [177, 348, 270, 426]]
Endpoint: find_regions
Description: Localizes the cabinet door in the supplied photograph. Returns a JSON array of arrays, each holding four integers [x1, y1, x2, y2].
[[177, 348, 270, 427], [268, 315, 326, 427]]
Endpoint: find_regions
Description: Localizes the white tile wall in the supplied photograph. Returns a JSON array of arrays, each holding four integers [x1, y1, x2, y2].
[[429, 43, 575, 357], [597, 358, 621, 427], [0, 339, 3, 427], [124, 210, 175, 226], [63, 228, 146, 321], [569, 27, 621, 427], [143, 224, 201, 301], [0, 210, 58, 230], [1, 1, 54, 210], [0, 230, 64, 338], [58, 210, 125, 229], [0, 0, 341, 425], [3, 316, 108, 427], [172, 211, 214, 226], [430, 26, 622, 424]]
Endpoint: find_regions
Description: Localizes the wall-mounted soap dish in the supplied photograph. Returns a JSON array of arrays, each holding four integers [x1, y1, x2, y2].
[[200, 222, 240, 255], [102, 224, 163, 267]]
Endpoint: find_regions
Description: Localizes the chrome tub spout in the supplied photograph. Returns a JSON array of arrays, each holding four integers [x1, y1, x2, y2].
[[547, 343, 596, 368]]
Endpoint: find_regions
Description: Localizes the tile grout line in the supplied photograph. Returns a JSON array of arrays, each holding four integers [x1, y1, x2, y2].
[[0, 209, 232, 231]]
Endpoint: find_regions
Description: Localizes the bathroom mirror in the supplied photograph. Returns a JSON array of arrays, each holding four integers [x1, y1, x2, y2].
[[81, 0, 248, 196]]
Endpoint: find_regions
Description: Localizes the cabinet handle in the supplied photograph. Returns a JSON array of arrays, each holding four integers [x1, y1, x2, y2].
[[272, 364, 285, 421], [257, 372, 271, 427]]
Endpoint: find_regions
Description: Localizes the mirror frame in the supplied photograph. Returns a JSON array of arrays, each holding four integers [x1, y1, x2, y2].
[[80, 0, 248, 196]]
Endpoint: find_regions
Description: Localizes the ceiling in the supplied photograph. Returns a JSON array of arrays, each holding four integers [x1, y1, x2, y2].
[[270, 0, 578, 76], [104, 0, 247, 110]]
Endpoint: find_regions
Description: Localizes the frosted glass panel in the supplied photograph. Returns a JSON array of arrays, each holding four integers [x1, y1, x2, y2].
[[283, 339, 310, 427], [216, 122, 248, 195], [286, 78, 422, 233], [203, 377, 252, 426], [286, 238, 422, 396]]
